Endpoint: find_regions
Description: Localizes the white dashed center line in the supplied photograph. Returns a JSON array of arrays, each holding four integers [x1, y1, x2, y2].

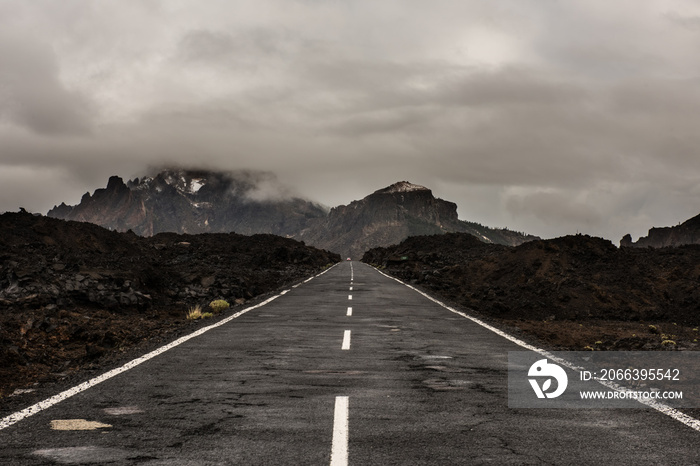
[[330, 396, 349, 466], [341, 330, 351, 350], [330, 264, 353, 465]]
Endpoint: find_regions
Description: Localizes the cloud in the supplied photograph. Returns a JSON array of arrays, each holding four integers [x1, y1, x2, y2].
[[236, 171, 302, 203], [175, 28, 295, 67], [505, 189, 603, 230], [3, 0, 700, 244], [0, 34, 94, 135], [665, 12, 700, 32], [0, 164, 83, 213], [436, 68, 589, 108]]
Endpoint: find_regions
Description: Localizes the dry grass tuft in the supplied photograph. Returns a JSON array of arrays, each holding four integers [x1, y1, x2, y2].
[[186, 305, 203, 320]]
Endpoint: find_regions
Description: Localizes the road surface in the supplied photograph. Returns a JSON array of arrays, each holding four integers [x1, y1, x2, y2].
[[1, 261, 699, 465]]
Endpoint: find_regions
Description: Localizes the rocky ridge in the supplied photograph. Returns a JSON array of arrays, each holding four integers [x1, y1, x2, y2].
[[363, 233, 700, 350], [48, 171, 538, 257], [295, 181, 537, 258], [622, 212, 700, 248]]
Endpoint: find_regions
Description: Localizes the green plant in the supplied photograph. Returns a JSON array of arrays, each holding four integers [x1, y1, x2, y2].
[[661, 340, 676, 347], [209, 299, 230, 313], [201, 312, 214, 319], [648, 325, 658, 334]]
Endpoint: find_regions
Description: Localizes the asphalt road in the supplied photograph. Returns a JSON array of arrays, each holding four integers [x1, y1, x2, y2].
[[1, 261, 699, 465]]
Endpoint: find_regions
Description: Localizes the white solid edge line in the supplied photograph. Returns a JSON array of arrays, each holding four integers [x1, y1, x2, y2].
[[0, 263, 339, 432], [330, 396, 349, 466], [341, 330, 352, 350], [372, 267, 700, 433], [347, 307, 352, 316]]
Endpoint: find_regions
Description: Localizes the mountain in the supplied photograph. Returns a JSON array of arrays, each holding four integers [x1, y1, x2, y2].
[[621, 213, 700, 248], [49, 172, 538, 256], [48, 169, 328, 237], [294, 181, 538, 258]]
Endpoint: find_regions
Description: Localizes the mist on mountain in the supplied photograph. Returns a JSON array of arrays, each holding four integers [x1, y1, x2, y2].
[[49, 169, 537, 257]]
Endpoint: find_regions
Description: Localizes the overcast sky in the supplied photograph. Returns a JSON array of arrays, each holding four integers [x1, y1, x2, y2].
[[2, 0, 700, 242]]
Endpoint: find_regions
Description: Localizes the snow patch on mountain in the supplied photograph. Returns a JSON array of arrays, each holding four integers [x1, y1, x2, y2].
[[376, 181, 430, 194]]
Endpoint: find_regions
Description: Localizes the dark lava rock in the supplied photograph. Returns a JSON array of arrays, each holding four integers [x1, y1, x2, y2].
[[0, 210, 339, 397], [363, 232, 700, 325]]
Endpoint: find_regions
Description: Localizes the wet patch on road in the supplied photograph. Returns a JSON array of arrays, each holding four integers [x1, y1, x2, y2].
[[422, 378, 473, 391], [103, 406, 144, 416], [33, 446, 154, 464]]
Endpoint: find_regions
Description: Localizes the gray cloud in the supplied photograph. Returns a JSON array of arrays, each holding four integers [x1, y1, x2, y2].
[[175, 28, 296, 68], [665, 12, 700, 32], [436, 68, 589, 108], [2, 0, 700, 243], [0, 35, 94, 135], [505, 190, 603, 230]]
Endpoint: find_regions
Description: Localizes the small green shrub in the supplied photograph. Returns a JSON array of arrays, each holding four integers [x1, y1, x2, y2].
[[209, 299, 230, 313], [648, 325, 658, 334], [201, 312, 214, 319], [661, 340, 676, 347]]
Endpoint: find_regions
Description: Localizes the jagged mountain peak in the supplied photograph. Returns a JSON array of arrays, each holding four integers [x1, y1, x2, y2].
[[48, 168, 327, 237], [374, 181, 430, 195], [48, 170, 538, 256], [128, 169, 211, 196]]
